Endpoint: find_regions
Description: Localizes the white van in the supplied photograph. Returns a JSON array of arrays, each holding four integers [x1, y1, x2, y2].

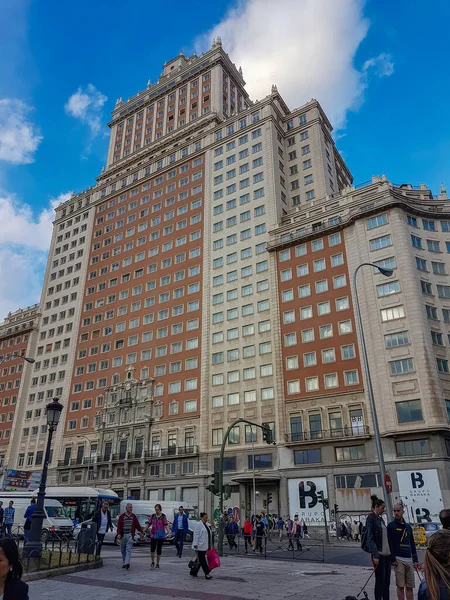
[[119, 500, 199, 541], [0, 496, 74, 540]]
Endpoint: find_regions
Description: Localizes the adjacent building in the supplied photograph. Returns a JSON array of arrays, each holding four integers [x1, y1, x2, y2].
[[5, 43, 449, 523]]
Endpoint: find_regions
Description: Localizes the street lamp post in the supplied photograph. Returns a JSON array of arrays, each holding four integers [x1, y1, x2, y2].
[[23, 398, 63, 558], [77, 435, 93, 486], [353, 263, 394, 518]]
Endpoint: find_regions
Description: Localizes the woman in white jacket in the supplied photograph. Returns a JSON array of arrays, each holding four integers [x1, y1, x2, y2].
[[191, 512, 213, 579]]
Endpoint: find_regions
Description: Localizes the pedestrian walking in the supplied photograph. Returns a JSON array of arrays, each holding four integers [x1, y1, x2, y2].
[[242, 517, 252, 554], [225, 517, 238, 549], [439, 508, 450, 531], [23, 499, 36, 545], [143, 503, 170, 569], [388, 503, 420, 600], [364, 494, 392, 600], [116, 502, 142, 569], [285, 515, 294, 550], [93, 501, 113, 557], [277, 516, 284, 539], [171, 505, 189, 558], [339, 522, 347, 541], [352, 520, 360, 542], [191, 512, 213, 579], [254, 515, 265, 554], [0, 538, 29, 599], [293, 516, 303, 551], [3, 502, 14, 539], [418, 529, 450, 600], [302, 520, 310, 539]]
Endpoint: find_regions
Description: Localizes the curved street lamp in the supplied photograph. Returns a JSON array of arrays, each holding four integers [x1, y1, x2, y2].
[[0, 352, 35, 366], [353, 263, 394, 519], [23, 398, 63, 558]]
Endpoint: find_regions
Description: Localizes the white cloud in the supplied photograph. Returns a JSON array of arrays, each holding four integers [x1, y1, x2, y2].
[[0, 98, 42, 164], [0, 191, 71, 319], [196, 0, 394, 130], [64, 84, 107, 136], [362, 53, 395, 79]]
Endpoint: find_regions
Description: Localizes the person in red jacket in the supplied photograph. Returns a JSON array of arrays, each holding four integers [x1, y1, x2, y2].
[[242, 517, 253, 554], [116, 503, 142, 569]]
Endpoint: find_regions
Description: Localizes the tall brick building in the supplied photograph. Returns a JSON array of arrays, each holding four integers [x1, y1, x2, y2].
[[6, 42, 449, 522]]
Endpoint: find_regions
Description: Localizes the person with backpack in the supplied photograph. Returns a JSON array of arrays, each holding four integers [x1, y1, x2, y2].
[[142, 503, 170, 569], [362, 495, 393, 600], [418, 529, 450, 599], [388, 503, 420, 600]]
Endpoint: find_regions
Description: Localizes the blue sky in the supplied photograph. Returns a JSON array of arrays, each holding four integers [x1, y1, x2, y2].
[[0, 0, 449, 315]]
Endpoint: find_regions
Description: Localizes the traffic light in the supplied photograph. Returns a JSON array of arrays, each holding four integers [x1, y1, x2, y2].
[[323, 499, 329, 510], [224, 484, 231, 500], [206, 472, 220, 496], [262, 422, 273, 444], [267, 492, 273, 505], [334, 503, 339, 514], [317, 490, 324, 503], [331, 509, 335, 519]]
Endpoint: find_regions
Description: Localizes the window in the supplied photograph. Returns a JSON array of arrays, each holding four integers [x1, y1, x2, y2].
[[344, 370, 359, 385], [370, 235, 392, 251], [389, 358, 415, 375], [432, 262, 446, 275], [421, 280, 433, 294], [336, 296, 350, 311], [294, 449, 321, 464], [411, 234, 422, 249], [335, 445, 365, 461], [333, 275, 346, 288], [287, 380, 300, 394], [437, 358, 449, 373], [416, 257, 428, 271], [396, 439, 430, 456], [341, 344, 355, 359], [324, 373, 338, 388], [305, 376, 319, 392], [385, 331, 409, 348], [396, 399, 423, 423], [426, 305, 438, 320], [377, 281, 400, 297], [248, 454, 272, 469], [322, 348, 336, 363], [438, 285, 450, 298], [381, 306, 405, 322], [367, 214, 388, 229], [423, 219, 436, 231], [427, 240, 441, 253]]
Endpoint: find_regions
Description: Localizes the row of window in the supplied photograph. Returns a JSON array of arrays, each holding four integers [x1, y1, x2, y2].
[[408, 215, 450, 232], [212, 246, 267, 269], [281, 275, 347, 302], [285, 344, 356, 368], [285, 371, 359, 394], [278, 233, 342, 263]]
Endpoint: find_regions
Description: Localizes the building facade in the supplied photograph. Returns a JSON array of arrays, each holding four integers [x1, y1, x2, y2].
[[6, 43, 449, 523]]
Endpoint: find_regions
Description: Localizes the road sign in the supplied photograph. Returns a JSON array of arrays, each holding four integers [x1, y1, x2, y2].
[[384, 474, 393, 494]]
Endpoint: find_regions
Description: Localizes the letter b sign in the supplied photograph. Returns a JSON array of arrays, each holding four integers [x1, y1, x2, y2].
[[299, 480, 318, 509], [410, 472, 424, 489]]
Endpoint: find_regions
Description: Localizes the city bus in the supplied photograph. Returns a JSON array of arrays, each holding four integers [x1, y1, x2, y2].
[[0, 487, 120, 523]]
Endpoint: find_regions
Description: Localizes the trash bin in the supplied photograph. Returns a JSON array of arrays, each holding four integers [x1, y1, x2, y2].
[[77, 520, 97, 554]]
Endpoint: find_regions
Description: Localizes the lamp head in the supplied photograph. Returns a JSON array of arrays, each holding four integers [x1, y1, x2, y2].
[[377, 267, 393, 277], [45, 397, 63, 427]]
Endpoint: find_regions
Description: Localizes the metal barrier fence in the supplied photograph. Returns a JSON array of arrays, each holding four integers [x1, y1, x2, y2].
[[6, 526, 100, 574], [221, 532, 324, 562]]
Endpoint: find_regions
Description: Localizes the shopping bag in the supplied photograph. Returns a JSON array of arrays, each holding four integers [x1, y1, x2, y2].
[[206, 547, 220, 570]]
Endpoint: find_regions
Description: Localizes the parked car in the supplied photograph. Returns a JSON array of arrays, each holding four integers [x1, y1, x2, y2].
[[74, 515, 149, 546]]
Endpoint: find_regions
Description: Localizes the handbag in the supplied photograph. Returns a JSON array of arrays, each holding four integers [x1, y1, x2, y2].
[[154, 528, 166, 540], [206, 547, 220, 570]]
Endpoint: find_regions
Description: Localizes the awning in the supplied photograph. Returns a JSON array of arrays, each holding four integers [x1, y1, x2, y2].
[[230, 473, 282, 484]]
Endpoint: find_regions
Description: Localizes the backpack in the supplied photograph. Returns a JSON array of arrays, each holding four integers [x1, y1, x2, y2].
[[360, 524, 370, 553]]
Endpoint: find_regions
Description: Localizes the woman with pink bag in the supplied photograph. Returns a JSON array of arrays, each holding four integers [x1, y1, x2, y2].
[[191, 512, 219, 579], [142, 504, 170, 569]]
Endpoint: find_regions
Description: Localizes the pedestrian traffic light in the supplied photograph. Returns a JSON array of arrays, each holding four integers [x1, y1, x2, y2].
[[206, 472, 220, 496], [317, 491, 324, 503], [331, 509, 335, 519], [267, 492, 273, 505], [262, 423, 273, 444]]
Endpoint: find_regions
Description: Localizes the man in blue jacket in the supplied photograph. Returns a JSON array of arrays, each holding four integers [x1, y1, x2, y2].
[[171, 506, 189, 558], [388, 504, 420, 600]]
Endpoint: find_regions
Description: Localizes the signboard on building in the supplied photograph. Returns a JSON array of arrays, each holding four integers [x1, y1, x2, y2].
[[3, 470, 41, 491], [397, 469, 443, 523], [288, 477, 329, 525]]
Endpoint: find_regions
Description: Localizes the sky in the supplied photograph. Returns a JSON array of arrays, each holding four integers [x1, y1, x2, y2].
[[0, 0, 449, 317]]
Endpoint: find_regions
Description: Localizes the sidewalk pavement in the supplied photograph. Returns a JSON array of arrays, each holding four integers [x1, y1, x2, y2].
[[29, 546, 419, 600]]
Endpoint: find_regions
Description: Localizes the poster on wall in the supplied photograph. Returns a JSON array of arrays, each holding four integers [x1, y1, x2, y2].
[[3, 469, 42, 491], [396, 469, 444, 523], [288, 477, 329, 525]]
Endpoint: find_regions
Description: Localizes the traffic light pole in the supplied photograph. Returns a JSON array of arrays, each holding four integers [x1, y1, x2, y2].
[[217, 418, 273, 557], [322, 501, 330, 544]]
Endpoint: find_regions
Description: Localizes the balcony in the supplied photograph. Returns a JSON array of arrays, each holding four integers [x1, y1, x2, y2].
[[93, 445, 199, 463], [286, 426, 370, 444]]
